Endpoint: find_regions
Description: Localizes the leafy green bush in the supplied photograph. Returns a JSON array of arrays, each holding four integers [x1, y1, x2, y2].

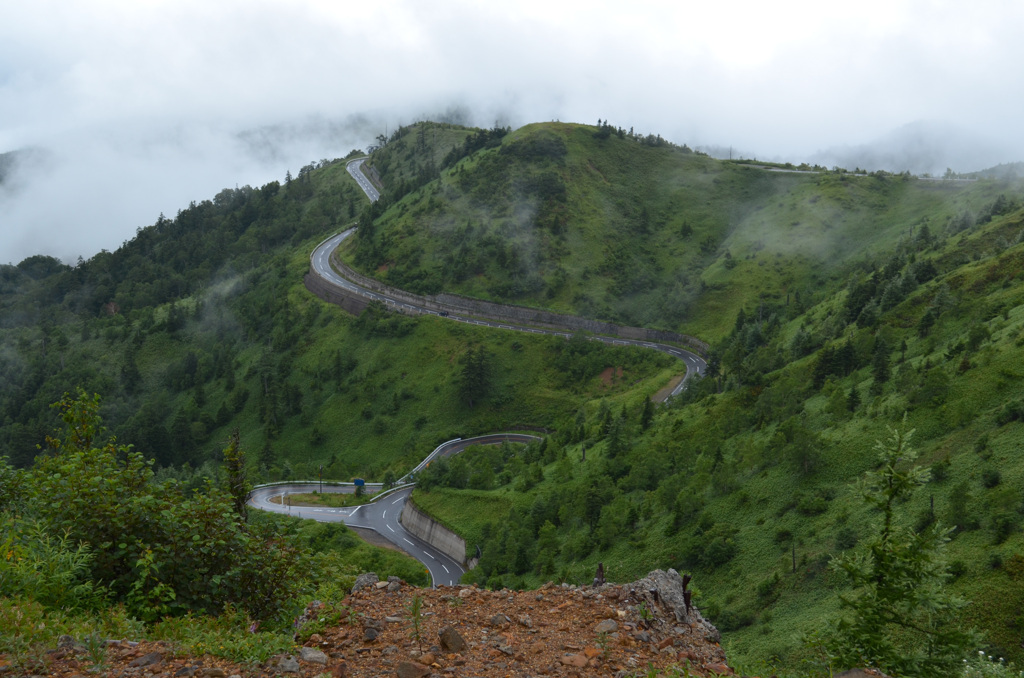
[[25, 390, 307, 623], [0, 516, 106, 611]]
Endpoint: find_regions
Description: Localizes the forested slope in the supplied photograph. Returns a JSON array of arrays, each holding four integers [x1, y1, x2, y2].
[[346, 121, 1013, 341], [4, 120, 1024, 676], [0, 144, 674, 482], [340, 122, 1024, 673]]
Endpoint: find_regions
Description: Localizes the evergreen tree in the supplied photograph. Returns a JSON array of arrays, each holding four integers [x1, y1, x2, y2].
[[847, 385, 861, 412], [871, 337, 890, 393], [640, 398, 655, 431], [818, 426, 976, 676], [458, 345, 491, 408]]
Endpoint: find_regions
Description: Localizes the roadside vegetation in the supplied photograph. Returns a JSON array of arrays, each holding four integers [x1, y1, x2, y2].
[[0, 390, 427, 672]]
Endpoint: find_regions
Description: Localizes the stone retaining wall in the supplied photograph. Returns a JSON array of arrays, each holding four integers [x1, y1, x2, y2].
[[304, 273, 369, 316], [311, 250, 709, 357], [400, 498, 467, 566]]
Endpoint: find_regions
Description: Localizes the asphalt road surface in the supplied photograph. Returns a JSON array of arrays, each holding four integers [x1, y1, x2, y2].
[[346, 158, 380, 202], [248, 435, 541, 586]]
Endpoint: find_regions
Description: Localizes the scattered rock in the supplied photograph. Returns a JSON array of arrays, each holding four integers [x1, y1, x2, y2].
[[351, 572, 380, 593], [34, 568, 731, 678], [375, 580, 390, 589], [56, 635, 82, 652], [438, 626, 467, 653], [267, 655, 300, 673], [129, 651, 164, 668], [632, 569, 693, 623], [559, 654, 588, 668], [299, 646, 328, 665], [388, 580, 401, 592], [396, 661, 431, 678]]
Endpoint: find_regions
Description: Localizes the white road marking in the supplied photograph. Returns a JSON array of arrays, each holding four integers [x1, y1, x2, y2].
[[387, 525, 395, 532], [391, 496, 404, 504], [383, 510, 387, 519], [442, 565, 450, 573]]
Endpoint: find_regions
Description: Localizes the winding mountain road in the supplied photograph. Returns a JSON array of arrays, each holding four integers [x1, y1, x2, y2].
[[346, 158, 380, 201], [310, 228, 706, 396], [250, 154, 711, 586], [249, 434, 541, 586]]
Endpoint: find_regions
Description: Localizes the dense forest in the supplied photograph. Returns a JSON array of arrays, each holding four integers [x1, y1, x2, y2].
[[4, 119, 1024, 676]]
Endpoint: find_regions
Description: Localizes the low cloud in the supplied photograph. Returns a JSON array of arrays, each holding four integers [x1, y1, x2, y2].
[[2, 0, 1023, 263]]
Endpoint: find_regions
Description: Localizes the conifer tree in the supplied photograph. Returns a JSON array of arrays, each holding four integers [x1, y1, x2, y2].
[[818, 426, 976, 676]]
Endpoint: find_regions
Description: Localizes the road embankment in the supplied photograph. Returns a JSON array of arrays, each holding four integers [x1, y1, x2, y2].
[[304, 272, 369, 315], [400, 497, 468, 568], [317, 244, 708, 357]]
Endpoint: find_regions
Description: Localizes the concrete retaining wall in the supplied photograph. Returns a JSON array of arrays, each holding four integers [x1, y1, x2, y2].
[[312, 250, 709, 356], [304, 273, 369, 316], [400, 498, 467, 566]]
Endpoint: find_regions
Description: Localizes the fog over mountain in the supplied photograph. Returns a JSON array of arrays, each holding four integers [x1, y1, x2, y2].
[[3, 0, 1024, 264], [808, 121, 1021, 176]]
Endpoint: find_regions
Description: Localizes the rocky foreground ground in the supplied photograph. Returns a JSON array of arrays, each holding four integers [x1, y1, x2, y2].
[[12, 570, 745, 678]]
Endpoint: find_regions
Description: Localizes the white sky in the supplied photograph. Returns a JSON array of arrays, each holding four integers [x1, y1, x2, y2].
[[2, 0, 1023, 264]]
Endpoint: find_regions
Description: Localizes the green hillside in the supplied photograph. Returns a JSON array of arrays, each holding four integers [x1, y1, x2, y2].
[[0, 153, 675, 481], [344, 121, 1009, 341], [341, 122, 1024, 674], [4, 119, 1024, 676]]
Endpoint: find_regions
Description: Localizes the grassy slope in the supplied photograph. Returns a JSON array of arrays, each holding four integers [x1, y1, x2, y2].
[[405, 197, 1024, 672], [342, 122, 1000, 342]]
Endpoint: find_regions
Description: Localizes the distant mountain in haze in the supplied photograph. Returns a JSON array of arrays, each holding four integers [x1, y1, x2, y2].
[[809, 120, 1022, 176], [0, 147, 51, 192], [0, 149, 22, 186]]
